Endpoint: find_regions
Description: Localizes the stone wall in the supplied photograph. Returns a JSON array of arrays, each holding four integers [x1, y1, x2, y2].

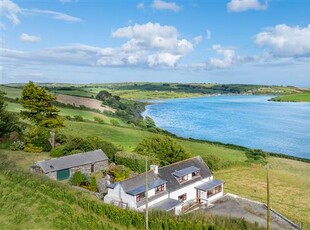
[[46, 171, 57, 180], [43, 159, 108, 180], [70, 164, 92, 175], [94, 160, 109, 172]]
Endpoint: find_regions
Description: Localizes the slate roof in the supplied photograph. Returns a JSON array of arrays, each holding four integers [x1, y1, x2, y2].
[[118, 171, 163, 195], [172, 166, 200, 178], [35, 149, 108, 173], [149, 198, 182, 211], [195, 179, 223, 191], [113, 156, 212, 196], [158, 156, 212, 193]]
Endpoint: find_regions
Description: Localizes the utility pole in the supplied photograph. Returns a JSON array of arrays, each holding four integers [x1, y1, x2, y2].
[[145, 157, 149, 230], [266, 164, 271, 230]]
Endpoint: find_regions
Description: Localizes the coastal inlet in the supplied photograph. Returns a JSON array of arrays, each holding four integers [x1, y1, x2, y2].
[[143, 95, 310, 160]]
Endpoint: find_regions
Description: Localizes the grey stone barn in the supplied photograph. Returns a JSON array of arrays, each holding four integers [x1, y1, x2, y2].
[[31, 149, 108, 180]]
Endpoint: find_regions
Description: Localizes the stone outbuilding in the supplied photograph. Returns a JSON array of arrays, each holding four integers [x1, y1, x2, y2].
[[31, 149, 109, 180]]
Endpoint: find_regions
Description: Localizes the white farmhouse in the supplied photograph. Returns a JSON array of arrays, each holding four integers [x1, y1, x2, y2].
[[104, 156, 223, 214]]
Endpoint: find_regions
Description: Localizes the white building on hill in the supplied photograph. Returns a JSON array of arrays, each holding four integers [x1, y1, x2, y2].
[[104, 156, 223, 214]]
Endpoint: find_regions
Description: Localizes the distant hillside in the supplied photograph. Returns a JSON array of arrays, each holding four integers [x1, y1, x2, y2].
[[4, 83, 307, 100]]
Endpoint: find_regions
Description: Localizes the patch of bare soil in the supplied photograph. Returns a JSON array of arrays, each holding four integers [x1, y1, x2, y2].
[[56, 94, 115, 113]]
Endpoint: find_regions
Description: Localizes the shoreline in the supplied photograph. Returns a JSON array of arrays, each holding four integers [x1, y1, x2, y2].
[[142, 95, 310, 163]]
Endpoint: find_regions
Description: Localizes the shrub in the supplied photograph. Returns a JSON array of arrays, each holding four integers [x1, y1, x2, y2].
[[24, 144, 43, 153], [24, 126, 52, 152], [246, 149, 269, 165], [115, 151, 158, 173], [135, 135, 190, 165], [74, 115, 84, 122], [64, 115, 72, 120], [110, 119, 120, 126], [70, 171, 90, 186], [50, 146, 65, 157], [94, 117, 105, 124], [10, 140, 25, 151], [108, 164, 132, 182], [50, 135, 120, 160]]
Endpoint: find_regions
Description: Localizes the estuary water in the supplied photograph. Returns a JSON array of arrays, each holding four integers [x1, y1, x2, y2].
[[143, 95, 310, 159]]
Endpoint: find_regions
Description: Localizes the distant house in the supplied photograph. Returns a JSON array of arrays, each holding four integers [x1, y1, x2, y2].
[[104, 156, 223, 214], [31, 149, 109, 181]]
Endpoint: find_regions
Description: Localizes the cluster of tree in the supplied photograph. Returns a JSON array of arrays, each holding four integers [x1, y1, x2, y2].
[[245, 149, 269, 165], [51, 135, 120, 159], [110, 83, 266, 95], [0, 91, 22, 138], [96, 90, 146, 126], [115, 151, 158, 173], [135, 135, 190, 165]]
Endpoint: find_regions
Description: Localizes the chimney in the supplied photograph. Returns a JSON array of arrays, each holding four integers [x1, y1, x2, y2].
[[150, 165, 158, 174]]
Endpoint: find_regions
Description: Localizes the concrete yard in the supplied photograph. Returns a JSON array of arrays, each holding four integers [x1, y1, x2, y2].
[[203, 194, 300, 230]]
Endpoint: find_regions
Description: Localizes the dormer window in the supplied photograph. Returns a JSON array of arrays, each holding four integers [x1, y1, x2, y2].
[[136, 192, 145, 202], [179, 176, 187, 183], [192, 170, 200, 178], [155, 184, 165, 194], [173, 166, 201, 184]]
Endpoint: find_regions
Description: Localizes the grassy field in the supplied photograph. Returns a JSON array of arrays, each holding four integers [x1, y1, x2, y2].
[[63, 121, 248, 163], [214, 157, 310, 229], [270, 93, 310, 102], [5, 102, 120, 123], [0, 85, 22, 99]]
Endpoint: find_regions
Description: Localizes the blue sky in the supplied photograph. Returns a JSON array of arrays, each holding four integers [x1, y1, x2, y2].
[[1, 0, 310, 86]]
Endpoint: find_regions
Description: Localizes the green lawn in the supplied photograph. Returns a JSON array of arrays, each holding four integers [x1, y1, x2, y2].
[[0, 85, 22, 99], [270, 93, 310, 102]]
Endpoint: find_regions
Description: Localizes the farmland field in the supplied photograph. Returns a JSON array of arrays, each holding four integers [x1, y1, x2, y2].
[[56, 94, 115, 113], [5, 102, 116, 123], [270, 93, 310, 102], [0, 86, 22, 99], [215, 158, 310, 229]]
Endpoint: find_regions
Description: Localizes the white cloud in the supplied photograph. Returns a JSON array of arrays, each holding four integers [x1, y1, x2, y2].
[[147, 53, 181, 67], [22, 9, 82, 23], [0, 0, 82, 25], [254, 24, 310, 57], [0, 0, 21, 25], [193, 35, 203, 45], [112, 22, 193, 55], [136, 3, 145, 9], [2, 23, 194, 68], [227, 0, 268, 12], [151, 0, 181, 12], [20, 33, 41, 43], [206, 30, 211, 40], [207, 45, 236, 68]]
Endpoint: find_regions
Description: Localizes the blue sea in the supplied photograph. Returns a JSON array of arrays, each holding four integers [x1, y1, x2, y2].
[[143, 95, 310, 159]]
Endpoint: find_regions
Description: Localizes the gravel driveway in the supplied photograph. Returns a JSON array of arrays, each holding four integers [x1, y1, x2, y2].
[[203, 194, 300, 230]]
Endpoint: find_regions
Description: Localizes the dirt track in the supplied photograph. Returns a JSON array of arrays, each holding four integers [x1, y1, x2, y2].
[[56, 94, 115, 113]]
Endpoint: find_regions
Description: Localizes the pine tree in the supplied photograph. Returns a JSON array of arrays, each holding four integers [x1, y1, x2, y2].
[[21, 81, 64, 148]]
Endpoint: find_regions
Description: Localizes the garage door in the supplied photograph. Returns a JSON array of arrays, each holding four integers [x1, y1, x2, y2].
[[57, 168, 70, 180]]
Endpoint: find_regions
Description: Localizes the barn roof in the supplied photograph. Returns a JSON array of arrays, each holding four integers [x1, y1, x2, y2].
[[35, 149, 108, 173]]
